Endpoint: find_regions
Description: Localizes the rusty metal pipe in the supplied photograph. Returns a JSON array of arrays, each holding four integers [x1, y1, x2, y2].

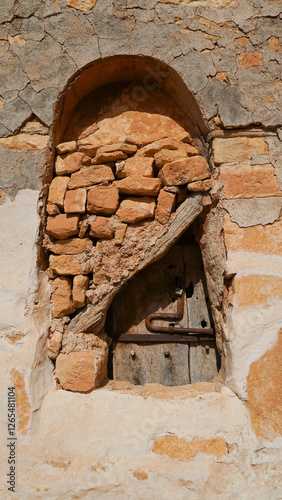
[[145, 294, 184, 333]]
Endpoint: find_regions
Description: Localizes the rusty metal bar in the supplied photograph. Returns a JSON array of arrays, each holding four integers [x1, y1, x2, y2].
[[145, 294, 184, 333], [115, 333, 215, 343]]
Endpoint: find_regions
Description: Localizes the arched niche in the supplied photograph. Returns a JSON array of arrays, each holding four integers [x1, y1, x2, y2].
[[46, 55, 221, 390]]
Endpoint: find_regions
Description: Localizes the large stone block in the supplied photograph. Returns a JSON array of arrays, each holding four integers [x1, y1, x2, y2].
[[212, 137, 268, 165], [49, 254, 91, 275], [155, 189, 176, 224], [235, 275, 282, 307], [224, 214, 282, 254], [116, 197, 156, 223], [49, 237, 92, 255], [159, 156, 210, 186], [137, 138, 196, 157], [46, 214, 80, 240], [55, 152, 84, 175], [55, 350, 108, 392], [87, 185, 119, 215], [51, 277, 75, 318], [68, 165, 114, 189], [220, 164, 282, 199], [116, 156, 154, 178], [93, 151, 127, 164], [64, 188, 86, 213], [114, 177, 161, 196], [95, 142, 137, 156], [48, 176, 69, 208], [154, 148, 188, 169]]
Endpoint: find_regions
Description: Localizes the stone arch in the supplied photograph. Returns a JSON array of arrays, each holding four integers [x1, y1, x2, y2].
[[45, 55, 225, 391]]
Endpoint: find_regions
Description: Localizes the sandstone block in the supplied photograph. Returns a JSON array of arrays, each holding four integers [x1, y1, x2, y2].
[[114, 177, 161, 196], [247, 329, 282, 440], [48, 331, 63, 360], [116, 197, 156, 223], [89, 217, 114, 239], [55, 152, 84, 175], [93, 151, 127, 164], [114, 223, 127, 245], [64, 188, 86, 213], [238, 52, 263, 68], [77, 111, 192, 149], [224, 214, 282, 255], [235, 274, 282, 308], [51, 277, 75, 318], [115, 156, 154, 179], [56, 141, 77, 155], [49, 237, 92, 255], [137, 138, 196, 157], [68, 165, 114, 189], [154, 148, 188, 169], [73, 275, 89, 308], [159, 156, 210, 186], [155, 189, 176, 224], [49, 254, 90, 275], [46, 203, 60, 215], [95, 142, 137, 156], [87, 185, 119, 215], [187, 179, 212, 191], [220, 164, 282, 199], [78, 144, 101, 157], [55, 350, 107, 392], [46, 214, 80, 240], [212, 137, 268, 164], [48, 176, 69, 208]]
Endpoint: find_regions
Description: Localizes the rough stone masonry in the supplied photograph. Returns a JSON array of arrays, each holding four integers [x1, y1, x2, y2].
[[0, 0, 281, 498]]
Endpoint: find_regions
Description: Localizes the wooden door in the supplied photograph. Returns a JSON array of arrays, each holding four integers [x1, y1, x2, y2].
[[107, 232, 219, 386]]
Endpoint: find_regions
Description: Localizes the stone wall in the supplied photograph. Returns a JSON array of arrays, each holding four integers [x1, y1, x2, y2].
[[0, 0, 281, 497]]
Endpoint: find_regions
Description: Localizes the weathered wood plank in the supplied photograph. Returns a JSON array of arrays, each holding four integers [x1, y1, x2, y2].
[[69, 193, 202, 335]]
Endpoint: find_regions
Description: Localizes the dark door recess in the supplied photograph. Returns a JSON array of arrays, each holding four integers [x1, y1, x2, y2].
[[107, 231, 219, 386]]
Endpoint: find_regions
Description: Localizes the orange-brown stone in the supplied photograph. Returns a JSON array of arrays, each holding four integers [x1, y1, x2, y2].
[[56, 141, 77, 154], [73, 275, 89, 308], [212, 137, 268, 164], [68, 165, 114, 189], [234, 275, 282, 307], [46, 214, 80, 240], [51, 277, 75, 318], [238, 52, 263, 68], [224, 214, 282, 255], [187, 179, 212, 191], [64, 188, 86, 213], [87, 185, 119, 215], [114, 177, 161, 197], [137, 138, 196, 157], [49, 254, 90, 275], [49, 237, 92, 255], [152, 435, 228, 461], [77, 111, 192, 149], [95, 142, 137, 156], [155, 189, 176, 224], [220, 164, 282, 199], [48, 331, 63, 360], [154, 148, 188, 169], [93, 151, 127, 164], [116, 156, 154, 178], [48, 176, 69, 208], [55, 152, 84, 175], [89, 217, 114, 239], [55, 350, 108, 392], [46, 203, 60, 215], [247, 329, 282, 440], [116, 197, 156, 223], [159, 156, 210, 186], [10, 369, 31, 436]]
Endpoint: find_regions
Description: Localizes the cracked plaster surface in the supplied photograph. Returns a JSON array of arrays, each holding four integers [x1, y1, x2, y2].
[[0, 0, 280, 135]]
